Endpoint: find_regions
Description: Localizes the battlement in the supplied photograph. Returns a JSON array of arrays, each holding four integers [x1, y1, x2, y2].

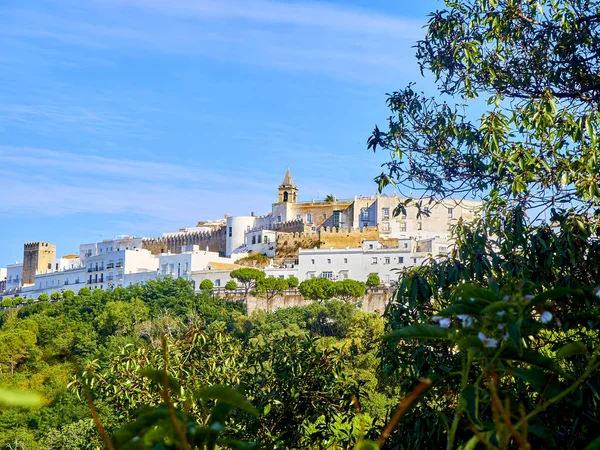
[[24, 242, 54, 250], [142, 226, 227, 255]]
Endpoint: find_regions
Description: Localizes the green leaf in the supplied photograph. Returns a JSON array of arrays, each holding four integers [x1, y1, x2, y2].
[[140, 369, 181, 393], [556, 342, 588, 359], [382, 324, 450, 341], [0, 388, 44, 408], [531, 288, 582, 304], [438, 303, 482, 316], [195, 385, 259, 416], [511, 367, 562, 397], [500, 348, 572, 379], [583, 436, 600, 450], [263, 403, 271, 415], [457, 335, 484, 351], [355, 441, 379, 450], [461, 385, 480, 425]]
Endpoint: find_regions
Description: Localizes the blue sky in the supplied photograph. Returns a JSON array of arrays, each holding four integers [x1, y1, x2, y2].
[[0, 0, 443, 267]]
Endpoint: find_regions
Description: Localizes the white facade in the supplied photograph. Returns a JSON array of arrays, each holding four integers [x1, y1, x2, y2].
[[226, 216, 257, 256], [297, 240, 427, 284], [244, 229, 277, 256], [85, 248, 158, 290], [159, 245, 237, 280], [22, 267, 88, 298], [80, 236, 144, 264], [43, 256, 83, 274], [5, 263, 23, 294]]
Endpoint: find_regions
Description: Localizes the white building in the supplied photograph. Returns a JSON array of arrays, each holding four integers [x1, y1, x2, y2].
[[80, 236, 144, 264], [244, 229, 277, 257], [21, 267, 88, 298], [297, 240, 428, 284], [5, 263, 23, 295], [85, 248, 158, 290], [159, 245, 239, 281]]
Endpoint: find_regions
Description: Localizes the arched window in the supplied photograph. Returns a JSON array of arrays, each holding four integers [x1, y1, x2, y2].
[[283, 191, 289, 202]]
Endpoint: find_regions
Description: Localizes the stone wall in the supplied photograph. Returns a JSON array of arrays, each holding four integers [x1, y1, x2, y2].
[[23, 242, 56, 285], [246, 288, 393, 315], [142, 227, 227, 256]]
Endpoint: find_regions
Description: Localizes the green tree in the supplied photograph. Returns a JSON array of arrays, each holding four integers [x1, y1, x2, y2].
[[50, 292, 62, 301], [229, 268, 265, 297], [38, 293, 49, 302], [333, 279, 366, 301], [77, 287, 91, 296], [225, 280, 238, 291], [199, 279, 214, 291], [287, 276, 299, 288], [298, 277, 335, 302], [13, 297, 24, 305], [324, 194, 335, 202], [256, 277, 289, 309], [1, 298, 13, 308], [368, 1, 600, 448], [63, 290, 75, 300], [365, 274, 380, 287], [0, 318, 38, 374], [95, 299, 150, 336]]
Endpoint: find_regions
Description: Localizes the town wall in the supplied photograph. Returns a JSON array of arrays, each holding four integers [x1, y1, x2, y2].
[[142, 227, 227, 256], [245, 288, 393, 315]]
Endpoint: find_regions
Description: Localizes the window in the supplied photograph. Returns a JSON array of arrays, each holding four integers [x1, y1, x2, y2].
[[369, 243, 374, 249], [448, 208, 454, 217], [263, 236, 268, 244], [321, 271, 333, 279], [327, 258, 331, 264], [439, 246, 448, 255], [306, 213, 313, 224], [333, 210, 341, 227], [162, 264, 167, 275], [311, 259, 315, 264], [399, 222, 407, 232], [384, 257, 390, 264], [360, 207, 369, 221], [277, 215, 282, 222], [418, 222, 423, 230], [55, 263, 59, 270], [382, 207, 390, 219], [344, 258, 348, 263], [399, 257, 404, 263], [339, 271, 348, 279], [296, 214, 301, 220], [307, 272, 316, 279], [215, 279, 221, 287], [381, 222, 391, 232], [252, 236, 256, 244], [372, 257, 378, 265], [404, 242, 409, 248], [228, 227, 232, 237], [413, 258, 418, 263]]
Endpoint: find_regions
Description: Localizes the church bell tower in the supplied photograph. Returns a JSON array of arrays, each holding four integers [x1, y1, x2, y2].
[[278, 168, 298, 203]]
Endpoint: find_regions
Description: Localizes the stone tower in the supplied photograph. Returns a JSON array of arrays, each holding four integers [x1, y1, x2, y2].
[[22, 242, 56, 285], [278, 168, 298, 203]]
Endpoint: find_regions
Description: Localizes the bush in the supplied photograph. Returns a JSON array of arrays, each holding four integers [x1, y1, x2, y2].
[[26, 297, 34, 305], [38, 293, 49, 302], [225, 280, 237, 291], [50, 292, 62, 301], [199, 279, 214, 291], [298, 277, 335, 302], [1, 298, 13, 307], [365, 274, 380, 287], [13, 296, 24, 305], [77, 287, 91, 296], [63, 290, 75, 300]]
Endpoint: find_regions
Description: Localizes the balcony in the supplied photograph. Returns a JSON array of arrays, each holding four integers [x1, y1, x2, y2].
[[115, 263, 123, 269], [106, 264, 114, 270]]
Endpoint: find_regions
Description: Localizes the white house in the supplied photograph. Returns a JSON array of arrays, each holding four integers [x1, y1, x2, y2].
[[85, 248, 159, 290], [21, 266, 88, 298], [80, 236, 144, 264], [159, 245, 239, 280], [4, 263, 23, 295], [297, 240, 427, 284]]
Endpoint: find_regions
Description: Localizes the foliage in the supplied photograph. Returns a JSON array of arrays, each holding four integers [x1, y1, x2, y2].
[[199, 279, 214, 291], [225, 280, 238, 291], [229, 268, 265, 296], [334, 279, 366, 301], [235, 253, 270, 268], [0, 298, 13, 308], [324, 194, 336, 202], [13, 297, 24, 305], [50, 292, 62, 301], [287, 276, 299, 288], [298, 277, 335, 302], [38, 293, 49, 302], [365, 274, 380, 287], [63, 289, 75, 300], [256, 276, 288, 304], [77, 287, 91, 296]]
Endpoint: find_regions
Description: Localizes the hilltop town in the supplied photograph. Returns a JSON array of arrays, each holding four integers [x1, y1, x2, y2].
[[1, 169, 480, 304]]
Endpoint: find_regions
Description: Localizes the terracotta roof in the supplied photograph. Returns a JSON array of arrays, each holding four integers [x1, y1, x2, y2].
[[62, 254, 79, 259], [281, 168, 295, 186]]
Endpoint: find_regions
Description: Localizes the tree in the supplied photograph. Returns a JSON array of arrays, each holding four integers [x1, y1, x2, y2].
[[225, 280, 238, 291], [256, 277, 289, 308], [199, 279, 214, 291], [38, 293, 49, 302], [50, 292, 62, 301], [298, 277, 335, 302], [1, 298, 13, 308], [77, 287, 91, 296], [287, 276, 299, 288], [26, 297, 34, 305], [369, 1, 600, 448], [63, 290, 75, 300], [13, 296, 24, 305], [95, 299, 150, 336], [365, 274, 380, 287], [0, 318, 38, 374], [324, 194, 335, 202], [333, 279, 365, 301], [229, 268, 265, 297]]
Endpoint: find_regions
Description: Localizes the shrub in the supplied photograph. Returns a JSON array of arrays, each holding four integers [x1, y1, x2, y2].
[[38, 293, 49, 302], [225, 280, 238, 291], [63, 290, 75, 300], [199, 279, 214, 291], [50, 292, 62, 301], [77, 287, 91, 296], [287, 276, 299, 288], [365, 274, 380, 287]]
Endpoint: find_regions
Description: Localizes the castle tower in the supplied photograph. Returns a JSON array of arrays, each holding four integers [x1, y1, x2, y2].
[[23, 242, 56, 285], [278, 168, 298, 203]]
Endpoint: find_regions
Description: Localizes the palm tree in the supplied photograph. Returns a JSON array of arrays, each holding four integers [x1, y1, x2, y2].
[[324, 194, 335, 202]]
